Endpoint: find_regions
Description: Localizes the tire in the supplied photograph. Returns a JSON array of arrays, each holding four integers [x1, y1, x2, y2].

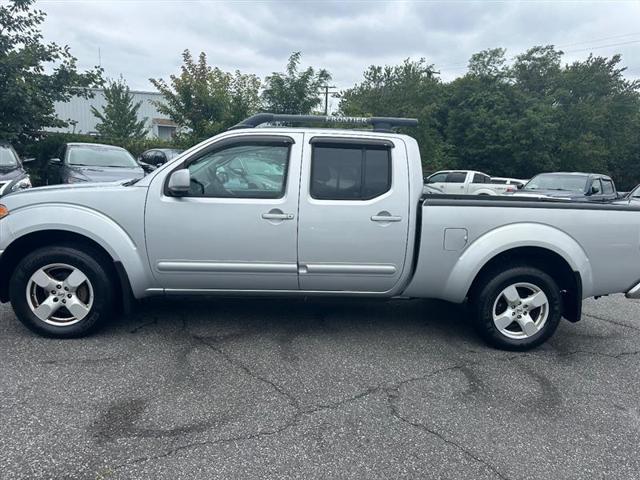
[[471, 265, 562, 350], [9, 245, 115, 338]]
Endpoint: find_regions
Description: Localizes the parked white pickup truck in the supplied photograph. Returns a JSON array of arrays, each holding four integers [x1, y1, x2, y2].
[[0, 114, 639, 350], [425, 170, 518, 195]]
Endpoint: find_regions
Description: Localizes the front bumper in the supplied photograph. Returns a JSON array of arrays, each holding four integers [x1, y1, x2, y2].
[[627, 281, 640, 299]]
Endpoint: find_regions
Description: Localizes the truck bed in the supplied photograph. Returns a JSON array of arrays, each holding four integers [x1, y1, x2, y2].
[[403, 194, 640, 302]]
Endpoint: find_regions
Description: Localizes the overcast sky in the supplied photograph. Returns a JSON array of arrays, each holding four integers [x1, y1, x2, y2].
[[38, 0, 640, 104]]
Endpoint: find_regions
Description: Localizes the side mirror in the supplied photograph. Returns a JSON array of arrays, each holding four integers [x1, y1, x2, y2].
[[517, 184, 524, 190], [49, 157, 62, 165], [588, 186, 600, 195], [168, 169, 191, 195]]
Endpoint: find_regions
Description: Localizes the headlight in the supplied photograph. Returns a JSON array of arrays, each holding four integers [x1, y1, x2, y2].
[[10, 176, 32, 192]]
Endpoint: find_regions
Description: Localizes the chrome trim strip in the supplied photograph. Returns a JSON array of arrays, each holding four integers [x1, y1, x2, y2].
[[302, 264, 397, 275], [626, 281, 640, 299], [157, 261, 298, 274], [162, 288, 391, 297]]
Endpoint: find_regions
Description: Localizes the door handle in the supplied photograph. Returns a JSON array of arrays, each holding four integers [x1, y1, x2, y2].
[[371, 214, 402, 222], [262, 212, 294, 220]]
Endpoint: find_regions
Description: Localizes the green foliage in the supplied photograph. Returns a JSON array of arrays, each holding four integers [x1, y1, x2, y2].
[[262, 52, 332, 115], [91, 77, 148, 140], [149, 50, 261, 143], [339, 59, 451, 171], [0, 0, 102, 142], [339, 46, 640, 189]]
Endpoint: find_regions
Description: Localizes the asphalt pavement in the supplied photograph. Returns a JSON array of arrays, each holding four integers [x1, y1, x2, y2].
[[1, 294, 640, 479]]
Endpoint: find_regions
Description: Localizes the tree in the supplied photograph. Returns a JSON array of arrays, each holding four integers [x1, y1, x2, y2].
[[150, 50, 260, 141], [262, 52, 331, 114], [0, 0, 102, 142], [91, 77, 148, 140], [339, 59, 449, 171]]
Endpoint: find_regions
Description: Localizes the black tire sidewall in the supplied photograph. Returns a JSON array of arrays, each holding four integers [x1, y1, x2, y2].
[[9, 245, 114, 338], [474, 266, 562, 350]]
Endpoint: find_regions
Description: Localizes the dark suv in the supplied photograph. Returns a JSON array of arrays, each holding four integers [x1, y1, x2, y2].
[[0, 143, 33, 197], [515, 172, 618, 202]]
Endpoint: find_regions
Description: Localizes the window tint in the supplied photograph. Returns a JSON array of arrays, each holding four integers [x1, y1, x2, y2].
[[472, 173, 490, 184], [446, 172, 467, 183], [602, 180, 614, 194], [186, 143, 289, 198], [311, 144, 391, 200], [427, 172, 447, 183]]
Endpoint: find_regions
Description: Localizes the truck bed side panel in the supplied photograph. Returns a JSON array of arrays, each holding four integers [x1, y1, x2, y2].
[[403, 197, 640, 302]]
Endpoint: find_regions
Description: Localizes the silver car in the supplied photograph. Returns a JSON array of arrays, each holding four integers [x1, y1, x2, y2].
[[46, 143, 145, 185]]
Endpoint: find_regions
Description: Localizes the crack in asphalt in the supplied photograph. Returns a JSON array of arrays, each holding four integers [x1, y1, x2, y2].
[[104, 320, 635, 477], [109, 351, 515, 477], [584, 313, 640, 332]]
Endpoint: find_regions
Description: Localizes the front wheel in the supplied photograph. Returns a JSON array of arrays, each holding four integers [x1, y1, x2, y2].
[[9, 245, 115, 338], [472, 265, 562, 350]]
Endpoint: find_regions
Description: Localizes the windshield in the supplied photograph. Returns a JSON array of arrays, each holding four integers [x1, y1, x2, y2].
[[524, 174, 588, 192], [68, 145, 138, 168], [0, 146, 19, 168]]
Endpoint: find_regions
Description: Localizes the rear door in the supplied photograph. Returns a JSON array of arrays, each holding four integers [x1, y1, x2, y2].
[[297, 135, 410, 292]]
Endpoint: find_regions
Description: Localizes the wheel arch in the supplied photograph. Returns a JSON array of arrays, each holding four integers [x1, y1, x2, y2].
[[0, 205, 153, 302], [467, 246, 584, 322], [0, 230, 135, 311], [440, 223, 593, 322]]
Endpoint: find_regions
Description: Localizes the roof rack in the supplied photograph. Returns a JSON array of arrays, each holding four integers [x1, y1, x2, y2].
[[229, 113, 418, 132]]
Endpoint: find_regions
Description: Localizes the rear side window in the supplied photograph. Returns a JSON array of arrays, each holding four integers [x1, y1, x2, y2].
[[311, 144, 391, 200], [446, 172, 467, 183], [490, 179, 507, 184], [472, 173, 490, 184], [602, 180, 614, 194]]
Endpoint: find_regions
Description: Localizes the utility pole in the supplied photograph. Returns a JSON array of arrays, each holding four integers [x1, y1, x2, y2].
[[320, 85, 337, 116]]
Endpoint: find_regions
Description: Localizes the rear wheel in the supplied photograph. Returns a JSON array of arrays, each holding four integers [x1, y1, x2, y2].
[[9, 245, 114, 337], [472, 265, 562, 350]]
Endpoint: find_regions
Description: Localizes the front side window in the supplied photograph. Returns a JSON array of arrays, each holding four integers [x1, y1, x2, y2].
[[427, 172, 447, 183], [186, 143, 289, 198], [589, 179, 602, 194], [310, 144, 391, 200], [633, 186, 640, 198]]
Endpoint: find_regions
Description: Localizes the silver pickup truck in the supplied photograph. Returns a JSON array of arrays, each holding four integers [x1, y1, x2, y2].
[[0, 114, 639, 350]]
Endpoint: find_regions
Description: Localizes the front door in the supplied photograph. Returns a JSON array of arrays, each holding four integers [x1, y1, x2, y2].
[[297, 135, 410, 292], [145, 133, 303, 291]]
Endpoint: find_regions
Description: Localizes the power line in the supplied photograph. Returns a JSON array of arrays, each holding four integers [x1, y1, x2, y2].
[[563, 39, 640, 54]]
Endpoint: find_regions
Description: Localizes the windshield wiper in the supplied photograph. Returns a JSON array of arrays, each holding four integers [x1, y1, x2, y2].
[[122, 177, 142, 186]]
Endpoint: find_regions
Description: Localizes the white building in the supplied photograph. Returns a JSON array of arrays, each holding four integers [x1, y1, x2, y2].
[[47, 88, 179, 139]]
